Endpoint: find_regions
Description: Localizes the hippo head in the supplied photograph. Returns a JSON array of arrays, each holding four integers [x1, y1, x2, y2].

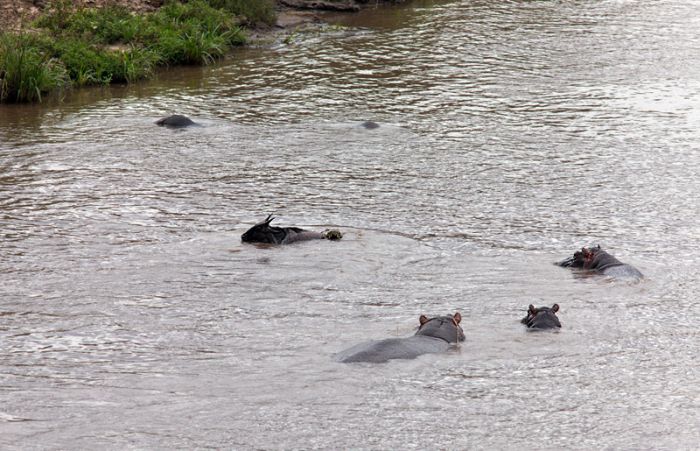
[[241, 215, 286, 244], [558, 245, 601, 268], [415, 312, 465, 343], [521, 304, 561, 329], [580, 245, 604, 269]]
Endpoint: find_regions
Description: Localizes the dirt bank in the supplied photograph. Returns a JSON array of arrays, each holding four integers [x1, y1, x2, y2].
[[0, 0, 401, 32]]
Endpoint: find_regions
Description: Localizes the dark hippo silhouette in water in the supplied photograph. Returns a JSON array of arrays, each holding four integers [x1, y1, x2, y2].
[[155, 114, 197, 128], [521, 304, 561, 330], [360, 121, 380, 129], [557, 245, 643, 278], [337, 312, 465, 363], [241, 215, 342, 245]]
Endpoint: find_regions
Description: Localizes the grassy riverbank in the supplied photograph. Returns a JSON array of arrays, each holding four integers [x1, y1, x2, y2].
[[0, 0, 275, 103]]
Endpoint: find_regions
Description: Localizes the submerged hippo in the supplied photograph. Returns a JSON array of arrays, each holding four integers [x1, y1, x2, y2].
[[360, 121, 380, 129], [241, 215, 342, 245], [557, 245, 643, 278], [336, 312, 465, 363], [155, 114, 197, 128], [521, 304, 561, 330]]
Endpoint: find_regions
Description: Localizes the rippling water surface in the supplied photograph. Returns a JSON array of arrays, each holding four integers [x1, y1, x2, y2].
[[1, 0, 698, 449]]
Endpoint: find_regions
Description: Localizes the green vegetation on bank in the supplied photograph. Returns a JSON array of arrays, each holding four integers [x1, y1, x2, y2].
[[207, 0, 276, 25], [0, 33, 69, 103], [0, 0, 276, 103]]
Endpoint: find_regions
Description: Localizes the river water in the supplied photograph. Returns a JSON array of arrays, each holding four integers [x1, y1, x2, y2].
[[1, 0, 698, 449]]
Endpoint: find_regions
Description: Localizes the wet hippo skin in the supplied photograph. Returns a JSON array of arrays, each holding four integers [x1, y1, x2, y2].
[[155, 114, 197, 128], [557, 245, 643, 278], [337, 313, 465, 363]]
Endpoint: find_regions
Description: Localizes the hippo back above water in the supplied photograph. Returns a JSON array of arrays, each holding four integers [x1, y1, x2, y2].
[[557, 245, 642, 278], [241, 215, 342, 245], [360, 120, 380, 129], [155, 114, 197, 128], [336, 313, 465, 364], [521, 304, 561, 330]]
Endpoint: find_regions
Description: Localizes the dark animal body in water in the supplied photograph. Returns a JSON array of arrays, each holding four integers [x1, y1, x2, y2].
[[360, 121, 380, 129], [557, 245, 643, 278], [241, 215, 342, 245], [521, 304, 561, 330], [155, 114, 197, 128], [336, 313, 465, 363]]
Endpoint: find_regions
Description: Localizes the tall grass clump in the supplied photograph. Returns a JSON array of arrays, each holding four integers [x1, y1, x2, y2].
[[118, 46, 161, 82], [0, 32, 68, 103], [204, 0, 276, 25], [152, 27, 230, 65], [145, 0, 245, 65]]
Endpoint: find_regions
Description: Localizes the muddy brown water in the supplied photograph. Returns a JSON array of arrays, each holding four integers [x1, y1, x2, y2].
[[1, 1, 699, 449]]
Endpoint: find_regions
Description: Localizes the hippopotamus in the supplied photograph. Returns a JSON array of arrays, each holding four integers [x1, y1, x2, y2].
[[336, 312, 465, 363], [241, 215, 342, 245], [557, 245, 643, 278], [360, 121, 380, 129], [521, 304, 561, 330], [155, 114, 197, 128]]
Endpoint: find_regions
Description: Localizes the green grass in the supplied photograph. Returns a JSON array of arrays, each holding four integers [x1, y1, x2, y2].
[[0, 32, 69, 103], [204, 0, 276, 26], [0, 0, 260, 103], [35, 2, 143, 44], [46, 38, 159, 85], [153, 26, 230, 65], [143, 2, 245, 65]]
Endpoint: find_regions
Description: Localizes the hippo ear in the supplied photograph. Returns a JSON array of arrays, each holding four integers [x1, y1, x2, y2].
[[453, 312, 462, 324], [419, 315, 429, 325], [264, 214, 275, 224], [528, 304, 537, 315], [551, 304, 560, 313]]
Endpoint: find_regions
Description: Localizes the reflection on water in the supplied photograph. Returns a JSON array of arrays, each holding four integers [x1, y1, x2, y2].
[[1, 0, 698, 449]]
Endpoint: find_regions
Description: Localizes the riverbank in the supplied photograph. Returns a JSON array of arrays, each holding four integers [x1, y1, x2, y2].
[[0, 0, 399, 30], [0, 0, 402, 103]]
